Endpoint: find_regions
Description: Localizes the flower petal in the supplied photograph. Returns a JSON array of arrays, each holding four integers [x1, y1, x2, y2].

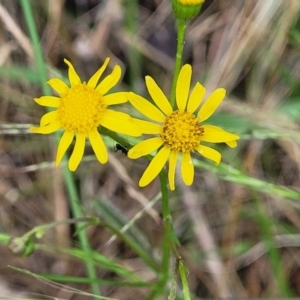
[[181, 152, 194, 186], [56, 130, 74, 166], [103, 109, 130, 120], [226, 140, 237, 148], [34, 96, 60, 107], [96, 65, 121, 95], [176, 64, 192, 111], [139, 147, 170, 187], [64, 59, 81, 86], [187, 82, 205, 113], [197, 88, 226, 122], [128, 137, 163, 159], [69, 133, 86, 171], [104, 92, 128, 105], [101, 110, 141, 137], [132, 118, 162, 134], [89, 129, 108, 164], [145, 76, 173, 116], [47, 78, 69, 95], [87, 57, 110, 88], [128, 92, 166, 123], [30, 121, 61, 134], [201, 125, 240, 143], [40, 111, 58, 126], [168, 150, 178, 191], [196, 144, 221, 165]]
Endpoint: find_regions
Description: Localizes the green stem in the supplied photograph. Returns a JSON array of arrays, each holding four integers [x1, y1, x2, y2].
[[20, 0, 101, 297], [170, 19, 187, 108], [178, 260, 191, 300], [146, 168, 171, 299], [124, 0, 141, 91], [20, 1, 48, 92], [64, 165, 102, 298], [146, 17, 189, 299], [160, 169, 171, 278], [99, 127, 133, 150]]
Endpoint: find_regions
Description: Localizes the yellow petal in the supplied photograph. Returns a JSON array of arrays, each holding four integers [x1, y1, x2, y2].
[[128, 137, 163, 159], [168, 150, 178, 191], [30, 120, 61, 134], [181, 152, 194, 186], [96, 65, 121, 95], [56, 131, 74, 166], [87, 57, 110, 88], [101, 110, 141, 137], [198, 88, 226, 122], [69, 133, 86, 171], [132, 118, 162, 134], [145, 76, 173, 116], [103, 109, 130, 120], [64, 59, 81, 86], [89, 129, 108, 164], [139, 147, 170, 187], [196, 144, 221, 165], [176, 64, 192, 111], [47, 78, 69, 95], [104, 92, 128, 105], [128, 92, 166, 123], [187, 82, 205, 113], [40, 111, 57, 126], [34, 96, 60, 107], [226, 140, 237, 148], [202, 125, 240, 143]]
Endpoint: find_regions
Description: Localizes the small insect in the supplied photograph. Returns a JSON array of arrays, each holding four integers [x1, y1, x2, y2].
[[114, 143, 128, 155]]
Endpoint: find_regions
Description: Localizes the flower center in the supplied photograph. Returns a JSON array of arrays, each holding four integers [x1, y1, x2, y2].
[[161, 110, 204, 153], [57, 83, 107, 134]]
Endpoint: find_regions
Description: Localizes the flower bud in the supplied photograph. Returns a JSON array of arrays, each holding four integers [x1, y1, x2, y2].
[[172, 0, 205, 21]]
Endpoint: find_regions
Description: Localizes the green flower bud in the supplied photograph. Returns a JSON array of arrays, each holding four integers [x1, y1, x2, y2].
[[172, 0, 205, 21]]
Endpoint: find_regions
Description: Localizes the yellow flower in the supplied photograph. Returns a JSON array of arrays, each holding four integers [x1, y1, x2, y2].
[[31, 58, 141, 171], [128, 64, 239, 190]]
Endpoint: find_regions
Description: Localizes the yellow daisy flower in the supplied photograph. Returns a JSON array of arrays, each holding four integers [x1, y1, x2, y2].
[[128, 64, 240, 190], [31, 58, 141, 171]]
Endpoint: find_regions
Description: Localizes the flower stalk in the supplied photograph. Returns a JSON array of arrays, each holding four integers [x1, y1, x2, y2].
[[170, 19, 187, 108], [20, 0, 101, 297]]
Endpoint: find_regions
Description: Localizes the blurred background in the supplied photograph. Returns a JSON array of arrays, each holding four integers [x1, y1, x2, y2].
[[1, 0, 300, 299]]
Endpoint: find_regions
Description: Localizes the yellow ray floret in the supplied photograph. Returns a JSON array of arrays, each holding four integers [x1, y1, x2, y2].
[[31, 58, 141, 171], [128, 64, 239, 190]]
